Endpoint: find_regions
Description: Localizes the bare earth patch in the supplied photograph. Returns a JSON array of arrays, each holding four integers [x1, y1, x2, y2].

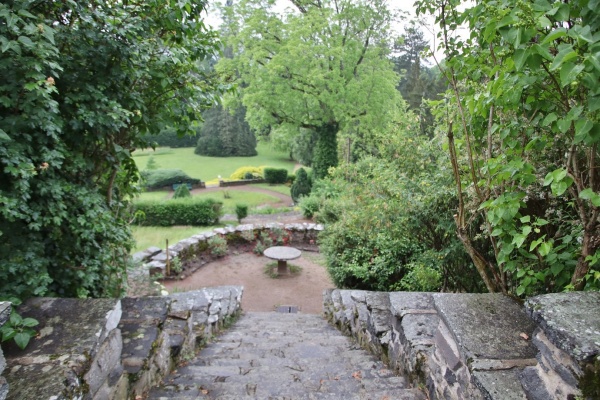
[[163, 251, 333, 314]]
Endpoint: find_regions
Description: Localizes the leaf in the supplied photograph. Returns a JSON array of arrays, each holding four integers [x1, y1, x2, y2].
[[550, 46, 577, 71], [559, 62, 584, 87], [21, 318, 39, 328], [17, 36, 34, 48], [579, 188, 600, 207], [0, 129, 10, 142], [539, 241, 552, 256], [520, 216, 531, 223], [574, 119, 594, 143], [542, 113, 557, 126], [513, 49, 529, 71], [541, 28, 567, 45], [14, 332, 31, 350], [551, 263, 565, 277]]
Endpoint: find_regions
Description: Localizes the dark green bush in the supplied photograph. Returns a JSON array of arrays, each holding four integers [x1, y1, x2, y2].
[[243, 172, 254, 180], [290, 168, 311, 202], [173, 184, 191, 199], [235, 204, 248, 223], [133, 198, 222, 226], [141, 169, 200, 189], [263, 168, 288, 184]]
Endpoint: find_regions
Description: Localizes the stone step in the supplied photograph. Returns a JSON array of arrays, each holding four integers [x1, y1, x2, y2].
[[148, 312, 425, 400]]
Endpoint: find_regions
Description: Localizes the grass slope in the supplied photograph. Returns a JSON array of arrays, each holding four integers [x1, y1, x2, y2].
[[133, 142, 295, 181]]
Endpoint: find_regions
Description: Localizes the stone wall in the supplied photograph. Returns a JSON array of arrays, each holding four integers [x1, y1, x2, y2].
[[218, 179, 265, 187], [323, 289, 600, 400], [134, 222, 323, 279], [0, 286, 242, 400]]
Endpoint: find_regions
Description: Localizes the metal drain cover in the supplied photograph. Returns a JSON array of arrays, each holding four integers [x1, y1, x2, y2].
[[276, 305, 299, 313]]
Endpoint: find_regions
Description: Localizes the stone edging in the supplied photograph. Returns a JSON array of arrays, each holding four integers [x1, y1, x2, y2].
[[132, 222, 324, 279]]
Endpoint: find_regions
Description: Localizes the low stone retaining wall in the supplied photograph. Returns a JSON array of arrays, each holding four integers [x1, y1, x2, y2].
[[218, 178, 265, 187], [0, 286, 242, 400], [323, 289, 600, 400], [133, 222, 323, 279]]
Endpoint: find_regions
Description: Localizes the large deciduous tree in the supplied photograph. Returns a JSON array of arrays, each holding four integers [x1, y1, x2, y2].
[[417, 0, 600, 294], [0, 0, 221, 298], [218, 0, 403, 178]]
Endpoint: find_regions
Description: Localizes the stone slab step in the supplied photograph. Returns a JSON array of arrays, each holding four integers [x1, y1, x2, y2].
[[148, 312, 425, 400]]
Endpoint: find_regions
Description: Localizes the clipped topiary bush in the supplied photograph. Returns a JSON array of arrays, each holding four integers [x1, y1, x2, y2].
[[290, 168, 311, 202], [263, 167, 288, 184], [229, 166, 264, 180], [133, 198, 222, 226], [235, 203, 248, 223], [173, 184, 191, 199], [142, 169, 200, 190]]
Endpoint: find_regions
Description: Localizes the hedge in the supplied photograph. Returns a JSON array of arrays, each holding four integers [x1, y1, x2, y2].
[[133, 198, 222, 226], [142, 169, 200, 190], [263, 167, 288, 184]]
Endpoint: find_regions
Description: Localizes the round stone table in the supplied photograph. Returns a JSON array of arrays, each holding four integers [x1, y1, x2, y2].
[[263, 246, 302, 274]]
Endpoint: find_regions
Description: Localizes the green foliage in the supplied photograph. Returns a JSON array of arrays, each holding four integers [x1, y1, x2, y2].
[[312, 125, 339, 179], [0, 300, 38, 350], [229, 166, 265, 180], [0, 0, 221, 298], [417, 0, 600, 294], [133, 143, 294, 182], [145, 156, 159, 171], [142, 169, 200, 190], [195, 104, 257, 157], [150, 127, 199, 148], [173, 184, 191, 199], [208, 236, 228, 257], [218, 0, 404, 176], [235, 204, 248, 223], [291, 168, 312, 203], [263, 168, 288, 184], [133, 199, 222, 226]]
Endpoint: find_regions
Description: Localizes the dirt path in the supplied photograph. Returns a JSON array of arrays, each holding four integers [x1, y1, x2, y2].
[[164, 252, 333, 314]]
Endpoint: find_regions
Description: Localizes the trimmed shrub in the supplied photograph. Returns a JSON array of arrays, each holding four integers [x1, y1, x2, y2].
[[142, 169, 199, 190], [230, 166, 264, 180], [290, 168, 311, 202], [173, 184, 191, 199], [263, 167, 288, 184], [133, 198, 222, 226], [235, 204, 248, 223]]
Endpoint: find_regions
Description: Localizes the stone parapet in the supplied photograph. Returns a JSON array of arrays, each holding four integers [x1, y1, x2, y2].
[[323, 290, 597, 400], [0, 286, 243, 400]]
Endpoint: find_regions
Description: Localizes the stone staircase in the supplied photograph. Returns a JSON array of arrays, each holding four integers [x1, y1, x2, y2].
[[148, 312, 426, 400]]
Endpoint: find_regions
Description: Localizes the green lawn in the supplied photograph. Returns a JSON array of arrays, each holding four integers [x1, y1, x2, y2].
[[131, 225, 216, 253], [250, 183, 292, 196], [135, 189, 281, 214], [133, 142, 296, 181]]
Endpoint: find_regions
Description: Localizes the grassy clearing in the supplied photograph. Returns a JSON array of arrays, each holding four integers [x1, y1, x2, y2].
[[131, 225, 216, 253], [133, 142, 295, 181], [250, 183, 292, 196]]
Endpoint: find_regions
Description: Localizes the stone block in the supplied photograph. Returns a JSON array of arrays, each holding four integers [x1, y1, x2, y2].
[[472, 369, 528, 400], [433, 293, 537, 361], [120, 297, 170, 375], [4, 298, 122, 400], [389, 292, 434, 316], [525, 291, 600, 364], [0, 302, 11, 328], [0, 377, 7, 400], [84, 328, 123, 397]]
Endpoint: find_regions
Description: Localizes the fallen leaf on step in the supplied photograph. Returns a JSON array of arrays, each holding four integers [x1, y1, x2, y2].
[[352, 371, 362, 380], [520, 332, 529, 340]]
